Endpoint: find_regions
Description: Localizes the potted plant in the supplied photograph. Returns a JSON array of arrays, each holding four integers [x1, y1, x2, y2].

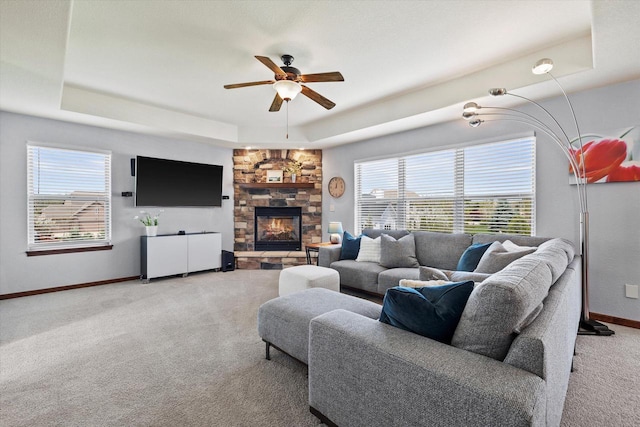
[[283, 160, 303, 183], [134, 210, 163, 236]]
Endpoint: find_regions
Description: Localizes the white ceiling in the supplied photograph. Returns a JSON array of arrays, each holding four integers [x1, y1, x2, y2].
[[1, 1, 639, 149]]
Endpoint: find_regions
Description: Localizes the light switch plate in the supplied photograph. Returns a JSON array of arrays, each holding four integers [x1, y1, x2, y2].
[[625, 284, 639, 299]]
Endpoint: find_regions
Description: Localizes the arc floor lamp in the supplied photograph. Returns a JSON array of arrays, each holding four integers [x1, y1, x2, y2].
[[462, 58, 614, 336]]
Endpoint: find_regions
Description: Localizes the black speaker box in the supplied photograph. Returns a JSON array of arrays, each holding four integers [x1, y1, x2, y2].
[[221, 250, 235, 272]]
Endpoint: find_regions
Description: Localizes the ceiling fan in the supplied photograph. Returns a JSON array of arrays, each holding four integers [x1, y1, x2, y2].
[[224, 55, 344, 111]]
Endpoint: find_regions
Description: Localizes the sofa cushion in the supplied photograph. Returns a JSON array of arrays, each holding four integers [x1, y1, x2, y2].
[[377, 268, 421, 294], [380, 233, 420, 268], [447, 270, 492, 284], [379, 281, 474, 343], [472, 233, 550, 247], [451, 256, 555, 361], [457, 242, 493, 272], [356, 235, 381, 263], [330, 260, 386, 294], [474, 240, 536, 274], [418, 266, 449, 281], [340, 231, 361, 260], [363, 228, 410, 240], [413, 231, 472, 271], [533, 238, 576, 283]]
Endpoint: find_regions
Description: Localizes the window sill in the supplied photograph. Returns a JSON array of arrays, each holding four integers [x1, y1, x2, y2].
[[26, 245, 113, 257]]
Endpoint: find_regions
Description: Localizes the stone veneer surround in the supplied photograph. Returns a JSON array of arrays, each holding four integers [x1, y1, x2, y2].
[[233, 149, 322, 261]]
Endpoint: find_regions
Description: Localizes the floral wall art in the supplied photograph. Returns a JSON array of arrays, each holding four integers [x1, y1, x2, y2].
[[570, 126, 639, 184]]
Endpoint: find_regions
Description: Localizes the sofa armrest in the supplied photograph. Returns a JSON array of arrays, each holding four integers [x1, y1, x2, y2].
[[318, 245, 341, 267], [309, 310, 546, 427]]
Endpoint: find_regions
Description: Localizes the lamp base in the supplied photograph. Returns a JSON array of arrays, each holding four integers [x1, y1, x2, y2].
[[578, 318, 615, 336], [329, 233, 342, 244]]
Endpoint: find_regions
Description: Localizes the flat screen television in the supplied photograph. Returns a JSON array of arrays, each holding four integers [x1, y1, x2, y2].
[[135, 156, 223, 207]]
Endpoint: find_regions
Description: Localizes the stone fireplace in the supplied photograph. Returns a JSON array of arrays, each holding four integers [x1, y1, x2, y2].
[[233, 149, 322, 268]]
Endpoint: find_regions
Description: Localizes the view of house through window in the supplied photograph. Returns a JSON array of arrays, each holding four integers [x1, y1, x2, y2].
[[355, 137, 536, 235], [27, 144, 112, 251]]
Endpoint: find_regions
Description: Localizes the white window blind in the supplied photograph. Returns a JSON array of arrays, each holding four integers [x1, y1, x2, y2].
[[355, 137, 535, 235], [27, 144, 112, 251]]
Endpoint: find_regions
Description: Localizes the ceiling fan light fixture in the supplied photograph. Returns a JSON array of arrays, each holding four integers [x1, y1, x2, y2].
[[273, 80, 302, 101]]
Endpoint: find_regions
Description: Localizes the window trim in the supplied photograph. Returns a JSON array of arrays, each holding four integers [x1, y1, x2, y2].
[[354, 136, 536, 235], [26, 142, 112, 254]]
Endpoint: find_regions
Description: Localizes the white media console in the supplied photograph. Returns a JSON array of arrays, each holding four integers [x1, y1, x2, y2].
[[140, 232, 222, 282]]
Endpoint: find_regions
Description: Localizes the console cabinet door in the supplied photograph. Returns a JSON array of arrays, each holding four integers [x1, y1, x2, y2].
[[188, 233, 222, 272], [144, 235, 188, 279]]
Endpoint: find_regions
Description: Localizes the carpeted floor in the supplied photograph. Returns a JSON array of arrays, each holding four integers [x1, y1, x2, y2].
[[1, 270, 638, 426]]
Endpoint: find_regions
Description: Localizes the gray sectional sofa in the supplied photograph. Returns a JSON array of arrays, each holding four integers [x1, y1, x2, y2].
[[304, 229, 582, 426], [318, 228, 551, 295]]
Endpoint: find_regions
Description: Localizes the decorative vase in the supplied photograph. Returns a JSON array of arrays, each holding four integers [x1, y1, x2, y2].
[[145, 225, 158, 237], [291, 174, 297, 183]]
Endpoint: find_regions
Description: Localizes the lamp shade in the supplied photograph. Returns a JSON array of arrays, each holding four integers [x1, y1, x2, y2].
[[327, 221, 343, 234], [273, 80, 302, 101], [463, 102, 479, 113], [532, 58, 554, 75], [328, 221, 343, 244]]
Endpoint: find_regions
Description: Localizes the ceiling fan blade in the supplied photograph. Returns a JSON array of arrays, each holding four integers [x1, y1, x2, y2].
[[301, 85, 336, 110], [299, 72, 344, 83], [224, 80, 275, 89], [269, 94, 283, 112], [255, 56, 287, 77]]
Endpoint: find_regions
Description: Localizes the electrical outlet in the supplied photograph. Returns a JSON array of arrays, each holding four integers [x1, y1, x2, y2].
[[625, 284, 639, 299]]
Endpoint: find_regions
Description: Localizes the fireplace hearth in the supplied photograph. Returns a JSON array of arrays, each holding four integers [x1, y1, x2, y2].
[[255, 207, 302, 251]]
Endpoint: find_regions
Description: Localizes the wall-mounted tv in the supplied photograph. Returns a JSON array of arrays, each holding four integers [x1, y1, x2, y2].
[[135, 156, 223, 207]]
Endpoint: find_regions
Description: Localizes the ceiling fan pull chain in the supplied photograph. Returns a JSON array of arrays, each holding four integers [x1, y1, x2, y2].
[[286, 100, 289, 139]]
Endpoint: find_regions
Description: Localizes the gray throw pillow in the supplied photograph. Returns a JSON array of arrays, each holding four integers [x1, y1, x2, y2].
[[419, 266, 449, 281], [474, 240, 536, 274], [452, 257, 553, 361], [380, 234, 419, 268]]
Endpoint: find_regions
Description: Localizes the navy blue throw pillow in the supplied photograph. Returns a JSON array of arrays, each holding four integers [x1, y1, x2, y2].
[[340, 231, 361, 260], [379, 281, 474, 344], [456, 243, 493, 272]]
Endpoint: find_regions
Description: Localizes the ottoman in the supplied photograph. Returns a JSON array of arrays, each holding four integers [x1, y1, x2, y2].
[[257, 288, 381, 364], [278, 265, 340, 296]]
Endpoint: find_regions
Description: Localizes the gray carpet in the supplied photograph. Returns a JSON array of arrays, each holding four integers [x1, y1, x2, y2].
[[1, 270, 638, 426]]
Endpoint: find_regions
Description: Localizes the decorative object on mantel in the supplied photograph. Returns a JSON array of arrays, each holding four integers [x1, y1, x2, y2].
[[328, 222, 344, 244], [135, 210, 163, 237], [328, 176, 345, 198], [266, 169, 283, 183], [462, 58, 614, 336], [283, 160, 303, 183]]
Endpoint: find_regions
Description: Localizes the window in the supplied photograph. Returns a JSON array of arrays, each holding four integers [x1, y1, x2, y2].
[[355, 137, 536, 235], [27, 144, 112, 253]]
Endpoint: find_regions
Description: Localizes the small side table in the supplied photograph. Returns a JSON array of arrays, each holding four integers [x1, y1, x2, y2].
[[305, 242, 340, 265]]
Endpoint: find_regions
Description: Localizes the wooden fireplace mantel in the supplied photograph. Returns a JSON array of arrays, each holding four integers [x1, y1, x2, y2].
[[237, 183, 315, 189]]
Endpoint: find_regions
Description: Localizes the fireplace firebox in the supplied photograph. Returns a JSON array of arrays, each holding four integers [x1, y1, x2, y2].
[[254, 207, 302, 251]]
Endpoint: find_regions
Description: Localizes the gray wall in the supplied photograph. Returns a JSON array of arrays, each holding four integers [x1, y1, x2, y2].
[[322, 79, 640, 321], [0, 112, 234, 294]]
